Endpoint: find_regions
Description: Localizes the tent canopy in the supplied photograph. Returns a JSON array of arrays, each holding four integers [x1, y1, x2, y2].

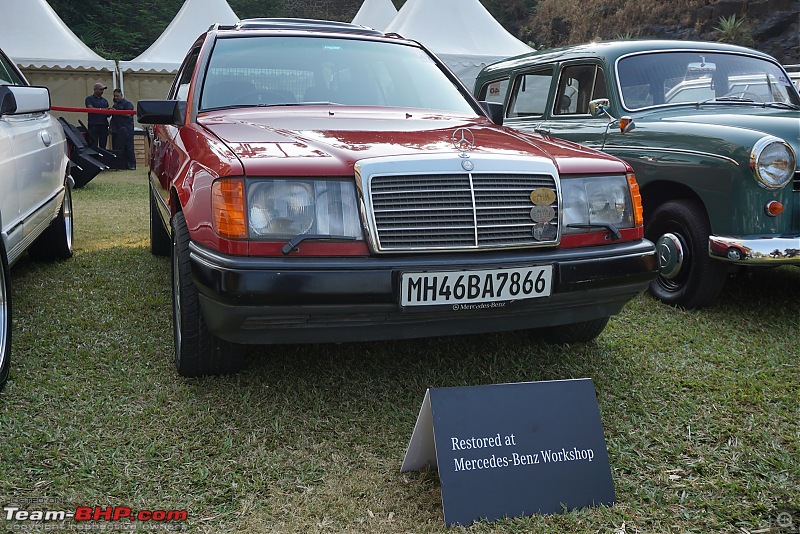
[[352, 0, 398, 31], [384, 0, 532, 89], [119, 0, 239, 73], [1, 0, 115, 71]]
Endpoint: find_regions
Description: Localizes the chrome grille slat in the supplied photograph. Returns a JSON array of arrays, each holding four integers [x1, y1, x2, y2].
[[369, 172, 559, 251]]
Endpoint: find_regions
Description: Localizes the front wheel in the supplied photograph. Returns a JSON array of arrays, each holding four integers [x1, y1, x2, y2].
[[538, 317, 610, 345], [0, 240, 11, 392], [28, 181, 74, 261], [171, 211, 243, 377], [645, 199, 726, 309]]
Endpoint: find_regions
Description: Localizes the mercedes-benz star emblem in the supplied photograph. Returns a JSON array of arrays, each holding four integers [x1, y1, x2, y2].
[[452, 128, 475, 157]]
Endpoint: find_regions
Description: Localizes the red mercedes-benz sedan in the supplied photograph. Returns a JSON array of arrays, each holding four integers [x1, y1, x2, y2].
[[137, 18, 657, 377]]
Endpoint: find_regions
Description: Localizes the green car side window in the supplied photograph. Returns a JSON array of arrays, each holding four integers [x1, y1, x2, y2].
[[554, 64, 607, 116], [507, 70, 553, 118], [478, 78, 509, 105]]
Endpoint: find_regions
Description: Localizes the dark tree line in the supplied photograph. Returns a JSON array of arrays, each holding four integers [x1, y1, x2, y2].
[[48, 0, 537, 60]]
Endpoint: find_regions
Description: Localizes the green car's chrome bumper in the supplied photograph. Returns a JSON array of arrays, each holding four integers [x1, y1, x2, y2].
[[709, 235, 800, 263]]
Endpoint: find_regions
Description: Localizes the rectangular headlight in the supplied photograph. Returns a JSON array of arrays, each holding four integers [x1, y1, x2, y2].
[[247, 179, 363, 240], [561, 175, 634, 233]]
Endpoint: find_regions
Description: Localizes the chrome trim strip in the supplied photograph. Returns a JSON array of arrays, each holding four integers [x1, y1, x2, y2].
[[604, 145, 740, 167], [708, 234, 800, 264], [467, 172, 478, 245]]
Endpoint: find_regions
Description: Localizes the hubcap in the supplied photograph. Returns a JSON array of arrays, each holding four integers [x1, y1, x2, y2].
[[656, 232, 684, 280]]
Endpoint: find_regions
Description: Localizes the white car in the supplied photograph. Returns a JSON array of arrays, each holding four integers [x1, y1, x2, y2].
[[0, 47, 73, 392], [785, 64, 800, 90]]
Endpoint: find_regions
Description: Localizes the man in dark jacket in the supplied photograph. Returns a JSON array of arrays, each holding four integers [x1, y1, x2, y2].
[[111, 88, 136, 170], [85, 82, 109, 148]]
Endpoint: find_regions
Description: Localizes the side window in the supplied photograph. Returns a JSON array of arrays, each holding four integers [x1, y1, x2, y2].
[[554, 64, 607, 115], [506, 70, 553, 118], [477, 78, 509, 104], [172, 48, 200, 101], [0, 53, 25, 86]]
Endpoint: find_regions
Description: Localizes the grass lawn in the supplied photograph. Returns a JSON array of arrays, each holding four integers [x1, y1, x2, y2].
[[1, 170, 798, 533]]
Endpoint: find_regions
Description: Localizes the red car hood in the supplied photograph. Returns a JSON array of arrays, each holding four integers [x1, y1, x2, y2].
[[198, 107, 628, 176]]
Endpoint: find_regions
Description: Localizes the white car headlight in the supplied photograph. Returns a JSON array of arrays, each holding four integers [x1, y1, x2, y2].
[[750, 136, 795, 189], [247, 179, 363, 239], [561, 175, 634, 233]]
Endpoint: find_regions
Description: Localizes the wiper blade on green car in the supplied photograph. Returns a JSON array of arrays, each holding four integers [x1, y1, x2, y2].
[[764, 101, 800, 110]]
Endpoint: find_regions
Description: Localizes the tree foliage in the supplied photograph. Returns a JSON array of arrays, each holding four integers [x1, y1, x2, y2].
[[48, 0, 537, 60], [48, 0, 287, 60]]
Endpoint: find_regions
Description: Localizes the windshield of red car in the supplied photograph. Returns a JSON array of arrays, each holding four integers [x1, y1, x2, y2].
[[617, 51, 800, 110], [199, 35, 478, 115]]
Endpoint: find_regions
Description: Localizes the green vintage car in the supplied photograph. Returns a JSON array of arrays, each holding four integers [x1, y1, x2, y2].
[[475, 40, 800, 308]]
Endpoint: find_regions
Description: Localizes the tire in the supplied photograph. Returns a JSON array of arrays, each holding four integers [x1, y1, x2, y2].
[[28, 181, 74, 261], [645, 199, 726, 309], [539, 317, 610, 345], [171, 211, 243, 377], [0, 240, 11, 393], [149, 183, 171, 257]]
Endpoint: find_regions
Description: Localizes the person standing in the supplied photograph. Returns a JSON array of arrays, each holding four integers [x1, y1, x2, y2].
[[111, 88, 136, 170], [85, 82, 110, 148]]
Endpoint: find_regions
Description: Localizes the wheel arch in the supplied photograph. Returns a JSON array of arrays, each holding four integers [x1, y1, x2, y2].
[[641, 180, 708, 227]]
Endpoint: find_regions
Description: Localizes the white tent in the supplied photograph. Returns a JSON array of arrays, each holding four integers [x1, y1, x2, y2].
[[352, 0, 398, 31], [118, 0, 239, 75], [0, 0, 117, 125], [1, 0, 116, 72], [384, 0, 532, 90], [117, 0, 239, 121]]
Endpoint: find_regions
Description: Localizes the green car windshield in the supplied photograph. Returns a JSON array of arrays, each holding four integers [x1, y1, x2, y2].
[[617, 51, 800, 110], [200, 36, 477, 115]]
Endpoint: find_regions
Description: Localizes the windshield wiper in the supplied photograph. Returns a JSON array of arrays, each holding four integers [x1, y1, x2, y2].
[[566, 223, 621, 241], [699, 95, 756, 105], [764, 101, 800, 110], [282, 234, 358, 255], [252, 102, 345, 107]]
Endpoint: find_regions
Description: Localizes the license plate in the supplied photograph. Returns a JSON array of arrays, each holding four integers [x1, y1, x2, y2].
[[400, 266, 552, 307]]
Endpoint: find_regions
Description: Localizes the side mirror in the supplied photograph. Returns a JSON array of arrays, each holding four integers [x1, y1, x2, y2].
[[137, 100, 186, 126], [588, 98, 611, 118], [0, 85, 51, 116], [479, 101, 504, 126]]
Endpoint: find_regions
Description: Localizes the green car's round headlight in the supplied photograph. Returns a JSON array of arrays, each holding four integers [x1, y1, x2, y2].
[[750, 136, 796, 189]]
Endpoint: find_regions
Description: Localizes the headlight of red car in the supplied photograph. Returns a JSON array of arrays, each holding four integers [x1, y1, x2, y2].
[[247, 179, 363, 240], [561, 175, 637, 233]]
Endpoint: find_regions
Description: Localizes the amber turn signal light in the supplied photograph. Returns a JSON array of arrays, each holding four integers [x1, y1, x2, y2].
[[765, 200, 783, 217], [212, 178, 247, 239], [627, 173, 644, 227]]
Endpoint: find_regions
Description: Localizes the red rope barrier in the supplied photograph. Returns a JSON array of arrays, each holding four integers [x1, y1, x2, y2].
[[51, 106, 136, 115]]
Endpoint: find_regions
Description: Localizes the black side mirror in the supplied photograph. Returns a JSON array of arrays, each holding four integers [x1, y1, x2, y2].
[[137, 100, 186, 126], [479, 101, 504, 126]]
